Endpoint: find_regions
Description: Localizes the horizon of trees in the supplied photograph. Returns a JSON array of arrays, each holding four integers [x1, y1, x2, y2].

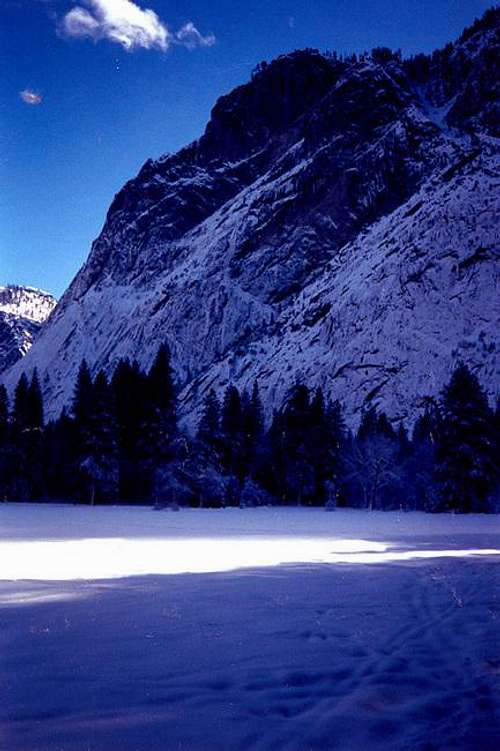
[[0, 346, 498, 513]]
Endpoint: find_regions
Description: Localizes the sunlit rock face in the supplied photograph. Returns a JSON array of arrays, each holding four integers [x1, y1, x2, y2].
[[3, 10, 499, 424], [0, 286, 56, 375]]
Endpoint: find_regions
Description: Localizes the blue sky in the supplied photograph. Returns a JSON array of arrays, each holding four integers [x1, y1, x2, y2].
[[1, 0, 492, 298]]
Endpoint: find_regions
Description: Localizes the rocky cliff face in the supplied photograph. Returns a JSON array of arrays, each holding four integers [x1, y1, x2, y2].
[[4, 9, 499, 425], [0, 286, 56, 375]]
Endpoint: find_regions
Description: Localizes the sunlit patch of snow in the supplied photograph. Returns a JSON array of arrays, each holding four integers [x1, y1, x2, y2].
[[0, 589, 89, 606], [1, 535, 499, 581]]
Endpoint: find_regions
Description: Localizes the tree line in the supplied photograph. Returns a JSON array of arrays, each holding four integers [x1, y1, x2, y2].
[[0, 345, 498, 512]]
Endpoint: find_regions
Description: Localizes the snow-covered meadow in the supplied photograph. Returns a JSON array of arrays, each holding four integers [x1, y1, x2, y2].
[[0, 504, 499, 750]]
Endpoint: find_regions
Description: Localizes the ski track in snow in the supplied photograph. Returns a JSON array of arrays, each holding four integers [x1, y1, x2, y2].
[[0, 506, 499, 751]]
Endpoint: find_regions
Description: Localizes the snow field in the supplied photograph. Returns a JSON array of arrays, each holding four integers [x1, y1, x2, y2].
[[0, 505, 499, 750]]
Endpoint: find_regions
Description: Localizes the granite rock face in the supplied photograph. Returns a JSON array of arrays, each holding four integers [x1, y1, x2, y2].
[[4, 10, 499, 426]]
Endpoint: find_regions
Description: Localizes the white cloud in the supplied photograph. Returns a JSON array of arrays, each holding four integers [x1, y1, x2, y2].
[[175, 21, 215, 50], [60, 1, 216, 53], [20, 89, 43, 105], [61, 0, 170, 51]]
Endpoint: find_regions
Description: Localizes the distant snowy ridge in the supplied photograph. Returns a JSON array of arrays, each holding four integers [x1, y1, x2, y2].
[[3, 9, 500, 424], [0, 285, 55, 323], [0, 286, 56, 375]]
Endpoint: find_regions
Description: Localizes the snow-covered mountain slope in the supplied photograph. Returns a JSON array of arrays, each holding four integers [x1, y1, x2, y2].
[[3, 10, 500, 424], [0, 286, 56, 376], [182, 142, 498, 426]]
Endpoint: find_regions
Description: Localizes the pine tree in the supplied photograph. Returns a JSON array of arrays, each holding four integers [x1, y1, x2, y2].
[[0, 386, 8, 435], [247, 381, 264, 441], [406, 399, 441, 510], [220, 385, 244, 489], [72, 360, 93, 448], [309, 388, 337, 504], [13, 373, 30, 432], [148, 344, 176, 420], [262, 409, 287, 503], [7, 372, 47, 500], [318, 395, 346, 506], [378, 412, 396, 440], [327, 399, 346, 453], [25, 370, 46, 499], [413, 397, 441, 445], [396, 423, 412, 459], [140, 343, 177, 502], [357, 406, 379, 442], [276, 383, 315, 505], [241, 381, 264, 479], [435, 364, 497, 513], [111, 358, 146, 501], [72, 360, 94, 501], [197, 389, 221, 446], [79, 370, 119, 504], [27, 370, 44, 428], [44, 409, 77, 500], [10, 374, 31, 499], [0, 386, 10, 500]]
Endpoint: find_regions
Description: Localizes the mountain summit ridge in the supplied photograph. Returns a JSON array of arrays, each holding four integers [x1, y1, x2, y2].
[[4, 8, 500, 425]]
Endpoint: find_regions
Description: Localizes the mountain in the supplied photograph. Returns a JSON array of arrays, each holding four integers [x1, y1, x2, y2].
[[3, 8, 499, 425], [0, 286, 56, 375]]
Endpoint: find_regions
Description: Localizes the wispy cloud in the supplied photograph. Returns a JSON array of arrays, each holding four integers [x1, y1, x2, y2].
[[20, 89, 43, 105], [60, 1, 215, 53], [175, 21, 215, 50]]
